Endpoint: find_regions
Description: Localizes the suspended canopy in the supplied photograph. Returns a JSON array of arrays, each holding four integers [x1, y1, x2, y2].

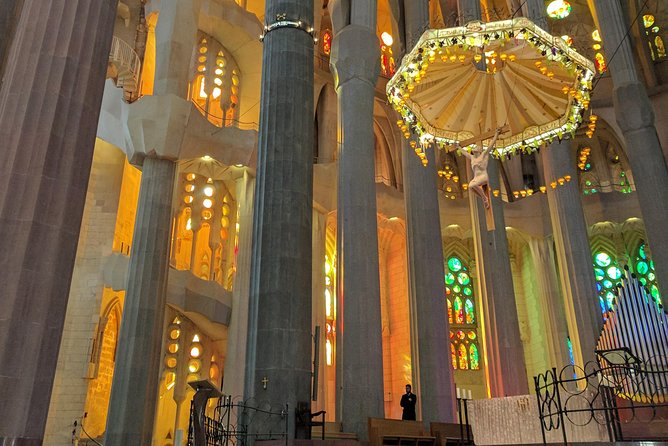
[[387, 17, 596, 158]]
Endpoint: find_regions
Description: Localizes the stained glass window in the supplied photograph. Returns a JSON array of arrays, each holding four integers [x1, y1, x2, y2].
[[454, 297, 464, 324], [445, 255, 480, 371], [643, 14, 666, 61], [634, 242, 662, 306], [593, 249, 622, 313]]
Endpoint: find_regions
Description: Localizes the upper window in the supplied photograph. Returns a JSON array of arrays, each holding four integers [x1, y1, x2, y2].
[[190, 35, 241, 127]]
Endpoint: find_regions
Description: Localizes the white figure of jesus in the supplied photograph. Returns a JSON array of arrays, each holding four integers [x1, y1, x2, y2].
[[455, 127, 503, 209]]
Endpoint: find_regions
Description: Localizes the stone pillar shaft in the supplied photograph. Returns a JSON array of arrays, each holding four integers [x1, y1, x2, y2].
[[457, 0, 481, 24], [0, 1, 117, 443], [523, 0, 600, 367], [246, 0, 314, 438], [402, 0, 456, 424], [542, 142, 602, 366], [457, 0, 527, 397], [470, 160, 528, 396], [330, 8, 384, 438], [104, 157, 176, 446], [222, 170, 255, 398], [594, 0, 668, 298]]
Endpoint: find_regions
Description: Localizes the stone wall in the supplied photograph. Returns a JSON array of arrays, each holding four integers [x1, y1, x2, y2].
[[43, 140, 125, 446]]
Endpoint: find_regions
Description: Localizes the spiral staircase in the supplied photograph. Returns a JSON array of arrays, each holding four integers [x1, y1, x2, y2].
[[107, 35, 141, 102]]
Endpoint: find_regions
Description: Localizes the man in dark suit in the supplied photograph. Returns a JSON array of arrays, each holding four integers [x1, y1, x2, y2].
[[400, 384, 417, 420]]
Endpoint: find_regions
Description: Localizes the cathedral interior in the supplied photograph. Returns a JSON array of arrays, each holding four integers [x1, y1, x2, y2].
[[1, 0, 667, 445]]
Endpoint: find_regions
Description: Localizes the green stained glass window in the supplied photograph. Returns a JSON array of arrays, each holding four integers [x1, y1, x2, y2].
[[639, 244, 647, 259], [648, 272, 656, 281], [448, 257, 462, 272], [640, 277, 647, 285], [454, 297, 464, 324], [603, 279, 613, 289], [469, 344, 480, 370], [465, 299, 475, 324], [651, 285, 660, 299], [607, 266, 622, 280], [445, 254, 481, 373], [594, 268, 605, 281], [595, 252, 612, 267], [605, 291, 616, 308], [636, 260, 649, 275], [457, 272, 470, 285]]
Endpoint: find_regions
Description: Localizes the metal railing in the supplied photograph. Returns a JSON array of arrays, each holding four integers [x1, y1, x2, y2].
[[534, 356, 668, 445], [109, 36, 142, 93], [188, 396, 288, 446]]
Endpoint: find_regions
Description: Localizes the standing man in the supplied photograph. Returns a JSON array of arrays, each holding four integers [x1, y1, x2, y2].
[[400, 384, 417, 420]]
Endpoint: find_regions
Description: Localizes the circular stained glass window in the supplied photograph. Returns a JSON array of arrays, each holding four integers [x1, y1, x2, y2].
[[453, 285, 461, 293], [603, 279, 613, 289], [594, 268, 605, 281], [607, 266, 622, 280], [595, 252, 611, 267], [636, 261, 649, 275], [467, 331, 476, 340], [457, 272, 470, 285], [648, 272, 656, 281], [456, 330, 465, 340], [463, 287, 472, 296], [448, 257, 462, 272], [640, 277, 647, 286], [445, 273, 455, 285]]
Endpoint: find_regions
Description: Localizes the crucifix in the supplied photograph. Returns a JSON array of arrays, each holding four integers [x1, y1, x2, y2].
[[455, 124, 508, 231], [261, 376, 269, 390]]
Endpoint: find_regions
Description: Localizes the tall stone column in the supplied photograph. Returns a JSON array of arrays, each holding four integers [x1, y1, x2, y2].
[[245, 0, 314, 439], [329, 0, 384, 439], [593, 0, 668, 298], [105, 1, 196, 443], [527, 238, 571, 369], [0, 1, 117, 444], [222, 169, 255, 398], [401, 0, 456, 424], [456, 0, 527, 397], [457, 0, 481, 23], [542, 142, 602, 366], [104, 157, 176, 446], [522, 0, 601, 367], [470, 161, 528, 396]]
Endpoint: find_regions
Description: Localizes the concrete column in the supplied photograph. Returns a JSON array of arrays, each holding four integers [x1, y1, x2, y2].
[[594, 0, 668, 299], [222, 169, 255, 398], [330, 0, 384, 438], [524, 0, 601, 368], [542, 140, 602, 366], [401, 0, 456, 424], [527, 237, 571, 369], [0, 0, 23, 79], [457, 0, 527, 397], [153, 0, 198, 97], [457, 0, 481, 24], [470, 160, 528, 397], [104, 157, 176, 446], [245, 0, 314, 439], [0, 1, 117, 444]]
